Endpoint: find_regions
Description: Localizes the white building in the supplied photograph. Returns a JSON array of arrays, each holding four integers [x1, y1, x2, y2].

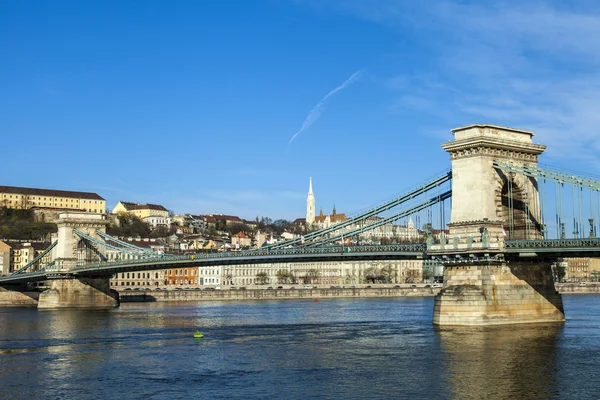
[[215, 260, 428, 287], [198, 266, 222, 286], [143, 215, 171, 229]]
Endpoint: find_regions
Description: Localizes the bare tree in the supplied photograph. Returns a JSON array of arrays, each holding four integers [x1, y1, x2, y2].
[[306, 269, 320, 284], [256, 271, 269, 285]]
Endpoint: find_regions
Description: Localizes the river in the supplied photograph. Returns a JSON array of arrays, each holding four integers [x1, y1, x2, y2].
[[1, 295, 599, 399]]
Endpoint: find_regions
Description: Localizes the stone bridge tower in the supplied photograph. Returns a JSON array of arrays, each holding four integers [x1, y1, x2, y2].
[[433, 124, 564, 326], [53, 212, 110, 268], [442, 124, 546, 244], [40, 212, 118, 309]]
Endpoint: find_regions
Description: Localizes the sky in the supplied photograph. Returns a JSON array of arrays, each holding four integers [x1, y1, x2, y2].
[[2, 0, 600, 221]]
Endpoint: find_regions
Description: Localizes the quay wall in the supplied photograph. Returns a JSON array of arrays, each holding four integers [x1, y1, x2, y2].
[[1, 284, 599, 307], [121, 284, 600, 303], [119, 287, 441, 302], [556, 283, 600, 294]]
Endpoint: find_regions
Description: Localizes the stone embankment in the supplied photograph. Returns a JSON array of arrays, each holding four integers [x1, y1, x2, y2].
[[120, 286, 441, 302], [556, 283, 600, 294], [2, 283, 599, 307]]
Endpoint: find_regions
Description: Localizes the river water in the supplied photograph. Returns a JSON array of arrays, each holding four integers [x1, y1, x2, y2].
[[1, 295, 599, 399]]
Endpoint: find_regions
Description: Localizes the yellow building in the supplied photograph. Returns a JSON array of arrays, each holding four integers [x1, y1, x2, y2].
[[0, 185, 106, 213], [563, 257, 600, 282], [112, 201, 169, 219], [591, 258, 600, 281], [0, 240, 10, 275], [3, 241, 53, 274]]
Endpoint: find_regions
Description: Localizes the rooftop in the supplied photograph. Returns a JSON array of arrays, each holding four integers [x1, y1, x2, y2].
[[0, 185, 105, 200], [119, 201, 168, 212], [451, 124, 535, 136]]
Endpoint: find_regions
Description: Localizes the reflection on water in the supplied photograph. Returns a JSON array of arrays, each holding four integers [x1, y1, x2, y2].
[[438, 324, 562, 399], [0, 296, 599, 399]]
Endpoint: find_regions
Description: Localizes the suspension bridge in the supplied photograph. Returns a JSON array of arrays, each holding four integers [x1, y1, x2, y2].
[[1, 124, 598, 325]]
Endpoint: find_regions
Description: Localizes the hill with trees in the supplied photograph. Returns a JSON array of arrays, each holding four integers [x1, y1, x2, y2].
[[0, 207, 57, 240]]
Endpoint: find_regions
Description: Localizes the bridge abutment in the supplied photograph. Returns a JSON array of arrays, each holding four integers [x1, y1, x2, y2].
[[433, 262, 564, 325], [38, 277, 119, 309]]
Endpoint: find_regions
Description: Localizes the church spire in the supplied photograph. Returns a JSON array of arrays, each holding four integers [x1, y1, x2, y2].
[[306, 177, 315, 225]]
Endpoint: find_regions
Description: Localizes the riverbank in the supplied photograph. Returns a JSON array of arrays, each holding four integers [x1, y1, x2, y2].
[[119, 286, 441, 302], [1, 284, 599, 307], [119, 283, 600, 303], [556, 283, 600, 294]]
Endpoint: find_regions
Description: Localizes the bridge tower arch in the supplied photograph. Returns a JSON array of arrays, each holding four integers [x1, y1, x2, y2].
[[53, 212, 109, 266], [433, 124, 564, 326], [441, 124, 546, 244]]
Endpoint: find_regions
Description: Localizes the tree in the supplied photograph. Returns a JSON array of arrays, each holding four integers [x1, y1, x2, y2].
[[276, 269, 290, 284], [552, 263, 567, 283], [106, 213, 151, 238], [306, 268, 320, 284], [364, 267, 386, 284], [271, 219, 291, 235], [226, 222, 250, 236], [289, 271, 298, 284], [289, 221, 307, 235], [256, 271, 269, 285], [422, 266, 434, 283], [381, 265, 395, 283], [0, 207, 57, 240], [215, 219, 228, 232]]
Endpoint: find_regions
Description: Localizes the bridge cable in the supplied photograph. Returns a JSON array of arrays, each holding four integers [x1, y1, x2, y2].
[[540, 177, 546, 239], [571, 186, 579, 238], [508, 174, 514, 240], [268, 170, 452, 249], [596, 190, 600, 237], [525, 174, 530, 239]]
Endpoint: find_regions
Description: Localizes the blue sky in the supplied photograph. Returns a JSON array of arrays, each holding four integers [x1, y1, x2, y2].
[[2, 0, 600, 221]]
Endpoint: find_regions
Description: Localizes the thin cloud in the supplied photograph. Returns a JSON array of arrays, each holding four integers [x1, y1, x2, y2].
[[289, 70, 362, 144], [309, 1, 600, 166]]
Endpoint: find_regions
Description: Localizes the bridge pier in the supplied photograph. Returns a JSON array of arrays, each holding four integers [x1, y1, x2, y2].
[[38, 277, 119, 309], [431, 124, 565, 325], [0, 286, 39, 307], [433, 262, 564, 325]]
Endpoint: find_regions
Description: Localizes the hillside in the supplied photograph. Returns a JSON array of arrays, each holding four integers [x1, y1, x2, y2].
[[0, 207, 57, 241]]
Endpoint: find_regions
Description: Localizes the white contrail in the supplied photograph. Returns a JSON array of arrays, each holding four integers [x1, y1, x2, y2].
[[289, 70, 362, 144]]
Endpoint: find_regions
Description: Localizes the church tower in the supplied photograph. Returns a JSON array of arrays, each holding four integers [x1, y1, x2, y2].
[[306, 177, 315, 225]]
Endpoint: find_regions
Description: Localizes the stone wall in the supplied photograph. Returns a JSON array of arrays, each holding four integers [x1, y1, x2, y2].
[[556, 283, 600, 294], [0, 290, 39, 307], [119, 287, 441, 302], [38, 278, 119, 309], [433, 263, 565, 326]]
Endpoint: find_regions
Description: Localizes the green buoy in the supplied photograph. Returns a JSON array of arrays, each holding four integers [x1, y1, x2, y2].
[[194, 330, 204, 339]]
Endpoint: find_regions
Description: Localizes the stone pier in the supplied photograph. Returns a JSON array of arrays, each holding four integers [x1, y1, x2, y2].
[[38, 277, 119, 309], [0, 286, 39, 307], [433, 262, 564, 325]]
